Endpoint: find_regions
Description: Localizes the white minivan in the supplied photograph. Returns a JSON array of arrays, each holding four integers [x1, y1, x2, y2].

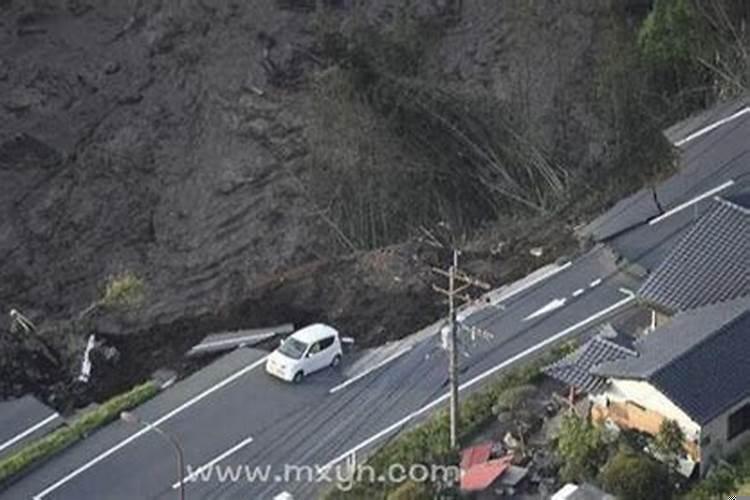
[[265, 323, 343, 382]]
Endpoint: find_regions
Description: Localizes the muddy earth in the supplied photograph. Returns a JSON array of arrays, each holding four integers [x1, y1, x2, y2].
[[0, 0, 663, 410]]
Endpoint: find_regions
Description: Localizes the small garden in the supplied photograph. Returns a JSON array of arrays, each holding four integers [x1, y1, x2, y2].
[[323, 344, 576, 500]]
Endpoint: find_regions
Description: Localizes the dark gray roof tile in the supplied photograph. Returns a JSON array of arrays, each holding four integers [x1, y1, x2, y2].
[[543, 327, 637, 393], [594, 297, 750, 425], [638, 197, 749, 313]]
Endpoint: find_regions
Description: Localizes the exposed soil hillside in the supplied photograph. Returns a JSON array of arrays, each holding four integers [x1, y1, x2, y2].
[[0, 0, 670, 409]]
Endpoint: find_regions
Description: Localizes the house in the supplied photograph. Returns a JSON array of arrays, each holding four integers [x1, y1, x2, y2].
[[638, 195, 749, 329], [543, 193, 749, 474], [590, 297, 750, 472], [459, 442, 515, 493], [542, 324, 637, 397]]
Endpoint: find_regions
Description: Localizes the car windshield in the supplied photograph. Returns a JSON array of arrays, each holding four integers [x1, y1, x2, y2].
[[278, 337, 308, 360]]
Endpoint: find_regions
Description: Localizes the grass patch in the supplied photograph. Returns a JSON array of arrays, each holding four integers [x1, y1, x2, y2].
[[324, 342, 575, 499], [0, 382, 158, 484]]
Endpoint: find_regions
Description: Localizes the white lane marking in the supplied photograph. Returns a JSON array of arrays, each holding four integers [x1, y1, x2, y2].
[[174, 435, 254, 489], [674, 107, 750, 146], [523, 298, 567, 322], [572, 288, 584, 297], [33, 355, 269, 500], [321, 293, 636, 471], [329, 345, 414, 395], [648, 180, 735, 225], [486, 261, 572, 306], [589, 278, 602, 288], [0, 412, 60, 454]]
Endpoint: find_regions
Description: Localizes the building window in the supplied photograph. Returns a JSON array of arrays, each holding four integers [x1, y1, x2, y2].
[[727, 403, 750, 440]]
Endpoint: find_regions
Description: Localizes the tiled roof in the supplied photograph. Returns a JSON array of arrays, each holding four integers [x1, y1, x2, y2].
[[543, 326, 637, 393], [638, 197, 749, 313], [594, 297, 750, 425]]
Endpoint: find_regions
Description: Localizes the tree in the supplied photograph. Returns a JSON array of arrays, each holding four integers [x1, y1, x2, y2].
[[556, 414, 608, 482], [600, 448, 672, 500], [78, 271, 145, 319], [492, 384, 537, 455], [687, 463, 738, 500], [101, 271, 145, 308], [653, 419, 686, 469]]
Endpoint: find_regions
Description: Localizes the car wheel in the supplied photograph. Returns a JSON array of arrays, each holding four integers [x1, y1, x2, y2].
[[330, 354, 342, 368], [293, 371, 304, 383]]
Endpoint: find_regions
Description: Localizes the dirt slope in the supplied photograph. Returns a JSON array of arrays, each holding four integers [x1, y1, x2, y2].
[[0, 0, 657, 407]]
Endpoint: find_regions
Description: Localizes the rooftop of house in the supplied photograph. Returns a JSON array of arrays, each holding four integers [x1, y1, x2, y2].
[[638, 196, 749, 314], [543, 324, 637, 393], [593, 296, 750, 425]]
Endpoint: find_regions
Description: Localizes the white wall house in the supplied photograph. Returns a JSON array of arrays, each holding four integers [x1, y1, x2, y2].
[[591, 297, 750, 474]]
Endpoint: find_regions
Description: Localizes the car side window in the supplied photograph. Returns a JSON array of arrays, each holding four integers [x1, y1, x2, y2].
[[319, 337, 334, 350], [308, 342, 321, 356]]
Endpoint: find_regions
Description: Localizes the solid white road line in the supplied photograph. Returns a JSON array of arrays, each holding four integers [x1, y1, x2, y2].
[[572, 288, 584, 297], [173, 435, 254, 489], [321, 293, 636, 471], [648, 180, 735, 225], [33, 355, 269, 500], [329, 345, 414, 395], [674, 107, 750, 147], [648, 179, 734, 225], [487, 261, 572, 306], [523, 298, 567, 322], [0, 412, 60, 455]]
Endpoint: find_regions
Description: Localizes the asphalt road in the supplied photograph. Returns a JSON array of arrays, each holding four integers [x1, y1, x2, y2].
[[2, 102, 748, 500], [0, 396, 59, 461]]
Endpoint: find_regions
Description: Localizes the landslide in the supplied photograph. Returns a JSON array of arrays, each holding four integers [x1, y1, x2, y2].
[[0, 0, 684, 410]]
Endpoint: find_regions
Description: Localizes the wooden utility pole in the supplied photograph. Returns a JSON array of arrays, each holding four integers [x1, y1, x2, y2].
[[432, 250, 490, 448]]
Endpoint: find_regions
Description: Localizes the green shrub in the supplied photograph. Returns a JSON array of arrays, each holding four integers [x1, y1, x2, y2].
[[686, 463, 739, 500], [600, 448, 672, 500], [101, 271, 145, 308], [0, 382, 157, 484], [386, 480, 432, 500], [556, 413, 608, 482], [638, 0, 701, 69]]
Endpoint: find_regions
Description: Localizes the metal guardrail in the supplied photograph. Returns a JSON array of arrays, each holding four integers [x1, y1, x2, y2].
[[186, 324, 295, 357]]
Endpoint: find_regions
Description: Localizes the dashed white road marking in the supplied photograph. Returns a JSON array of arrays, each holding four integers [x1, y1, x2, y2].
[[485, 261, 572, 306], [33, 355, 269, 500], [174, 435, 254, 489], [571, 288, 584, 297], [648, 180, 735, 225], [589, 278, 602, 288], [523, 298, 567, 321], [321, 293, 637, 472], [0, 412, 60, 454]]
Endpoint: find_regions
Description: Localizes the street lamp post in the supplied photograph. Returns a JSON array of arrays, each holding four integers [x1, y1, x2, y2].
[[120, 411, 186, 500]]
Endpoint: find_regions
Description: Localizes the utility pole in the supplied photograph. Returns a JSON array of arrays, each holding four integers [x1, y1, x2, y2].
[[432, 250, 490, 448]]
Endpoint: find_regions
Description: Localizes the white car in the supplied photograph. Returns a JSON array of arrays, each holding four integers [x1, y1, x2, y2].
[[265, 324, 343, 383]]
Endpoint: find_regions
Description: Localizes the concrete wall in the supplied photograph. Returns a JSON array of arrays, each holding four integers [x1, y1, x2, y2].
[[701, 396, 750, 471]]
